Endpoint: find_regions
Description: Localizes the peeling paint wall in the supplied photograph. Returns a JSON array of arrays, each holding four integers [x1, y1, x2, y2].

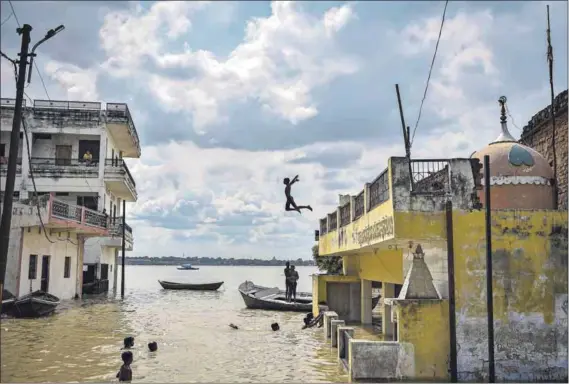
[[0, 130, 23, 158], [397, 299, 450, 380], [454, 210, 568, 382]]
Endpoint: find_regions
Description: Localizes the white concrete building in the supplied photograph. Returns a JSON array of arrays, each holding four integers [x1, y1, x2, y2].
[[0, 98, 140, 299]]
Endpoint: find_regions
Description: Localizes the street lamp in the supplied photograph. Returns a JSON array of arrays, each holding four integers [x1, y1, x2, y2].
[[27, 24, 65, 84]]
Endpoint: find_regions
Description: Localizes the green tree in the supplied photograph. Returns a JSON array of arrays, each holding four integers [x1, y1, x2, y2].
[[312, 245, 343, 274]]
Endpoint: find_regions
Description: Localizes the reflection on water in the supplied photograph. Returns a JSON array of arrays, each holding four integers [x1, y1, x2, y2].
[[1, 266, 348, 383]]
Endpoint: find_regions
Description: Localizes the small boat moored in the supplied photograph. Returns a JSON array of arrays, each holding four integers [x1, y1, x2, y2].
[[177, 264, 200, 270], [238, 281, 314, 312], [2, 290, 60, 318], [158, 280, 223, 291]]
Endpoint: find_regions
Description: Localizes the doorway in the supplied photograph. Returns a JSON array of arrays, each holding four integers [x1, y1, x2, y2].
[[78, 140, 100, 161], [41, 255, 51, 292], [77, 195, 98, 211], [55, 145, 72, 166]]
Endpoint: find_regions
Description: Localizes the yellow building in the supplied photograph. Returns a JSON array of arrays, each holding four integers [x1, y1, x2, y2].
[[314, 100, 568, 382]]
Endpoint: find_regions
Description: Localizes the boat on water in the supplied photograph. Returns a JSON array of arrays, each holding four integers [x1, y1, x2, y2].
[[158, 280, 223, 291], [238, 281, 382, 312], [177, 264, 199, 270], [1, 290, 60, 318]]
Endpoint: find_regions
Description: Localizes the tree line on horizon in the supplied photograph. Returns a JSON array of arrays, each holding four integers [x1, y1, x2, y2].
[[125, 255, 316, 266]]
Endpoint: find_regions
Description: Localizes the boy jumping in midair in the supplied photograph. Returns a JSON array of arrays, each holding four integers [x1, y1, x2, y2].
[[284, 175, 312, 214]]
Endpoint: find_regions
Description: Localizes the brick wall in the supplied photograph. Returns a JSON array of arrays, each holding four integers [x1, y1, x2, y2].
[[519, 90, 568, 210]]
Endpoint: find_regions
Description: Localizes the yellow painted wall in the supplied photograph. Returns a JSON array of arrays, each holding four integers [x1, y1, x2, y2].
[[453, 210, 568, 319], [319, 199, 395, 256], [397, 300, 450, 380], [358, 250, 404, 284], [393, 211, 446, 241]]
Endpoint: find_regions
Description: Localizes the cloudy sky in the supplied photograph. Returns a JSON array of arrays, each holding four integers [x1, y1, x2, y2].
[[1, 1, 567, 259]]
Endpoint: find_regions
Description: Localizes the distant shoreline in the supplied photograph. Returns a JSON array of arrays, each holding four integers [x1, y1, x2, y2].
[[125, 257, 316, 267]]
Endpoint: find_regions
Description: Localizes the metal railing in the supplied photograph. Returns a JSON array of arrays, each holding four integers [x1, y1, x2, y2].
[[50, 196, 108, 230], [1, 98, 27, 108], [339, 202, 351, 227], [106, 103, 141, 154], [411, 159, 450, 194], [328, 212, 338, 232], [354, 190, 364, 220], [34, 99, 102, 111], [319, 218, 327, 235], [30, 157, 99, 177], [0, 157, 22, 174], [31, 157, 100, 167], [369, 168, 389, 210], [109, 217, 133, 236], [104, 158, 137, 189]]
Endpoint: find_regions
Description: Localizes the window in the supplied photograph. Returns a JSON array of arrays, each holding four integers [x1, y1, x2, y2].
[[64, 257, 71, 278], [28, 254, 38, 279]]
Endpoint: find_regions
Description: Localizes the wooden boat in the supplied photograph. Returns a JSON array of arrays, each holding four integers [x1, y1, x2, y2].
[[3, 290, 60, 318], [1, 290, 16, 317], [177, 264, 199, 270], [238, 281, 382, 312], [158, 280, 223, 291]]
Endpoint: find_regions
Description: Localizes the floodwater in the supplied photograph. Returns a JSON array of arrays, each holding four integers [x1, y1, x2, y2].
[[1, 265, 348, 383]]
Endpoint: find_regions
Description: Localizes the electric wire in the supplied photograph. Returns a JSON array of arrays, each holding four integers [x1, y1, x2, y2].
[[410, 0, 449, 147]]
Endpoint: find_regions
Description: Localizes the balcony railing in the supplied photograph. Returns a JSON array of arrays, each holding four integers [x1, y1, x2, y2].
[[50, 195, 108, 230], [105, 158, 136, 191], [0, 157, 22, 175], [339, 202, 351, 227], [354, 190, 364, 220], [411, 159, 450, 194], [320, 218, 328, 235], [30, 157, 99, 177], [328, 212, 338, 232], [106, 103, 141, 154], [369, 168, 389, 210], [109, 217, 133, 236]]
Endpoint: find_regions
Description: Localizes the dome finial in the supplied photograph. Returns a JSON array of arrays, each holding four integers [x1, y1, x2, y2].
[[491, 95, 516, 144]]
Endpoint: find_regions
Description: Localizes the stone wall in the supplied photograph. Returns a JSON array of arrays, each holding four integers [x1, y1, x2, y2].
[[519, 90, 568, 210]]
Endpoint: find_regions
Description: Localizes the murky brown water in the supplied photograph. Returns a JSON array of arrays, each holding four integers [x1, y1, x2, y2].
[[1, 266, 347, 383]]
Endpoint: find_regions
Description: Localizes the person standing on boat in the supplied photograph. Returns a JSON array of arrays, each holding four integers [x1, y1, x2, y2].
[[284, 261, 292, 302], [289, 265, 299, 303]]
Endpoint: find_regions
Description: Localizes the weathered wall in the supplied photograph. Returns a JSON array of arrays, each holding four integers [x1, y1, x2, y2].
[[327, 281, 361, 322], [358, 250, 404, 284], [397, 299, 450, 380], [4, 228, 23, 296], [0, 131, 23, 158], [519, 90, 568, 210], [348, 340, 415, 380], [31, 133, 100, 159], [18, 229, 80, 300], [454, 210, 568, 382]]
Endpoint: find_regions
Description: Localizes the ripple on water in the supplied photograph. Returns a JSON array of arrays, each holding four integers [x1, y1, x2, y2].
[[1, 265, 348, 383]]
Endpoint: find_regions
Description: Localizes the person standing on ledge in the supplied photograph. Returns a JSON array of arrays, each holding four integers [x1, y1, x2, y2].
[[283, 175, 312, 214], [289, 265, 299, 303]]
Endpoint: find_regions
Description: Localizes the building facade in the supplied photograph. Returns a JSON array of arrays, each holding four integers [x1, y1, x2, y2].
[[0, 98, 140, 299], [314, 98, 568, 382]]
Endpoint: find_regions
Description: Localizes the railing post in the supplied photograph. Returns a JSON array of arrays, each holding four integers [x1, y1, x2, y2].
[[335, 208, 340, 231], [350, 196, 355, 222], [81, 206, 86, 224], [364, 183, 370, 213], [326, 216, 330, 233]]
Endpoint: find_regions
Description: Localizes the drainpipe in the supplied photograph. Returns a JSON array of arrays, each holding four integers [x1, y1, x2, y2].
[[484, 155, 496, 383], [445, 200, 458, 382]]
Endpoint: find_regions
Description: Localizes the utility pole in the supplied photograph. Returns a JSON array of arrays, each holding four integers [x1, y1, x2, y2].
[[395, 84, 414, 189], [0, 24, 33, 307], [121, 199, 126, 298], [546, 5, 558, 208], [484, 154, 496, 383]]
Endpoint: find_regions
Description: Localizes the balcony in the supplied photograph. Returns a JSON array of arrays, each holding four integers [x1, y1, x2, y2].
[[101, 217, 134, 250], [105, 103, 141, 158], [30, 157, 99, 178], [0, 157, 22, 176], [2, 193, 109, 235], [104, 159, 137, 201], [317, 157, 480, 256]]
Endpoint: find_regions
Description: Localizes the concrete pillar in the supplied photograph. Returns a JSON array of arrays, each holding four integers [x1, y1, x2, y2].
[[75, 235, 84, 299], [361, 279, 373, 325], [323, 311, 339, 338], [363, 183, 370, 213], [113, 248, 119, 294], [98, 130, 107, 181], [331, 319, 345, 347], [337, 326, 355, 360], [382, 282, 395, 338], [342, 255, 359, 276], [350, 195, 356, 222]]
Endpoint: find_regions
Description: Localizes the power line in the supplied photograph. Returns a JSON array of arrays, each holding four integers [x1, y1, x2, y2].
[[410, 0, 449, 147], [7, 0, 20, 27], [1, 11, 13, 26]]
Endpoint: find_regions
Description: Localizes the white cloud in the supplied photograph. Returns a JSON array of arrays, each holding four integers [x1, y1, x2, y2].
[[43, 61, 99, 100], [99, 1, 359, 132]]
